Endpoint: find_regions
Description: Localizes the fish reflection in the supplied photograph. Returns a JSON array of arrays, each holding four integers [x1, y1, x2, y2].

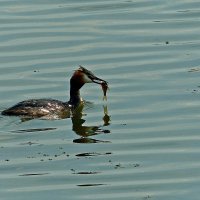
[[72, 103, 111, 144]]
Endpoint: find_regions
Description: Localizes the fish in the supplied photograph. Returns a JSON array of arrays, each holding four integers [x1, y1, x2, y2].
[[101, 81, 109, 100]]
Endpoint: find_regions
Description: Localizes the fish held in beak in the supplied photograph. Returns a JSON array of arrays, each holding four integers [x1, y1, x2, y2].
[[88, 72, 109, 101], [101, 81, 109, 101], [91, 76, 109, 101]]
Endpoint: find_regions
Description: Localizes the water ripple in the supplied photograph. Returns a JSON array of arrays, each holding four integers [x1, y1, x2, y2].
[[1, 0, 200, 200]]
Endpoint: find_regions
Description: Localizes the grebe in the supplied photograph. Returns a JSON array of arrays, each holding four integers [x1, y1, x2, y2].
[[1, 66, 108, 119]]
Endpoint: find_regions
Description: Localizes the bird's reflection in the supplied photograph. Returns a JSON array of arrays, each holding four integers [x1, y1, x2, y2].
[[12, 102, 111, 144], [71, 103, 111, 144]]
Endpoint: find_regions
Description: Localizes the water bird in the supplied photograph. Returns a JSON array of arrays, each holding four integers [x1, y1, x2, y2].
[[1, 66, 108, 119]]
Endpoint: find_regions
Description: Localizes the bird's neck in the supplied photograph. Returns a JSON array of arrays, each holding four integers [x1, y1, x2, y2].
[[68, 74, 85, 107], [68, 88, 82, 106]]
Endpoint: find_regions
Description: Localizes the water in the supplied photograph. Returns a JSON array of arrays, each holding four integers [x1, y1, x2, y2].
[[1, 0, 200, 199]]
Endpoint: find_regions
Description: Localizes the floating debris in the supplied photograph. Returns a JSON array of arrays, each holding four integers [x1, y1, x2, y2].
[[188, 68, 200, 73], [77, 183, 106, 187]]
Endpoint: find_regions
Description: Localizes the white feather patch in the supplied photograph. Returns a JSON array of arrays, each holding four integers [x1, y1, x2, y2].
[[83, 73, 92, 83]]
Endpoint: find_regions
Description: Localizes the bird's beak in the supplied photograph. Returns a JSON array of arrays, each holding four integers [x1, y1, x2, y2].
[[89, 74, 107, 85], [77, 66, 108, 85]]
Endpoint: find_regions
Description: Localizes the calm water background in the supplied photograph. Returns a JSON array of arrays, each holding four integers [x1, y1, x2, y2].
[[1, 0, 200, 199]]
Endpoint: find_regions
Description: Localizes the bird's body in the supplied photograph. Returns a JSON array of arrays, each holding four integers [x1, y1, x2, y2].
[[2, 99, 69, 119]]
